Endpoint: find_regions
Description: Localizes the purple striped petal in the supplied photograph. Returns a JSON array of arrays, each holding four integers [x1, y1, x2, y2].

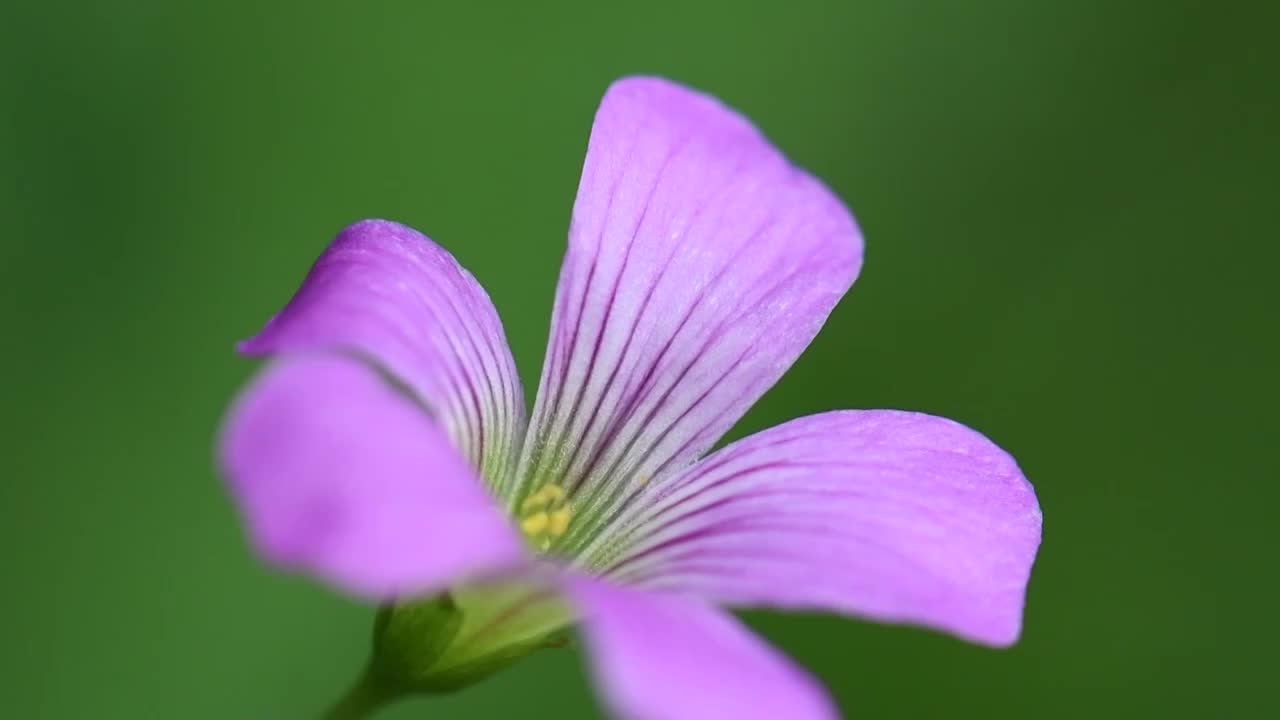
[[592, 411, 1042, 647], [240, 219, 524, 486], [218, 354, 526, 598], [568, 577, 837, 720], [513, 77, 862, 541]]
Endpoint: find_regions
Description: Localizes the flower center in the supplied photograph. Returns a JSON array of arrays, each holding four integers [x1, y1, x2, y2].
[[518, 483, 572, 551]]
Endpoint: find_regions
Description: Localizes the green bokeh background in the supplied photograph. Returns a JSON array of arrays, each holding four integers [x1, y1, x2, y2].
[[4, 1, 1276, 717]]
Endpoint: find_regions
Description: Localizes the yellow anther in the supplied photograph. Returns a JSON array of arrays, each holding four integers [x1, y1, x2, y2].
[[520, 512, 549, 536], [520, 483, 567, 513], [518, 484, 573, 550], [548, 506, 572, 537]]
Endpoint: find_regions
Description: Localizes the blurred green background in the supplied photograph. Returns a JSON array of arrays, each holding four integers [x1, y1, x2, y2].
[[3, 1, 1276, 717]]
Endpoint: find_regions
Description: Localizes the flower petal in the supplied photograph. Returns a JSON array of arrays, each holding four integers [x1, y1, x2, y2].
[[591, 411, 1041, 647], [514, 77, 862, 540], [218, 353, 526, 599], [240, 218, 524, 486], [567, 577, 837, 720]]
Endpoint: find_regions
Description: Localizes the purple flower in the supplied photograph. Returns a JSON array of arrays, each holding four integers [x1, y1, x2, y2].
[[219, 77, 1041, 719]]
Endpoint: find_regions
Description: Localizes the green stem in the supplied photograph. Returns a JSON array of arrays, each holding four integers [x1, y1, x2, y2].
[[322, 666, 401, 720]]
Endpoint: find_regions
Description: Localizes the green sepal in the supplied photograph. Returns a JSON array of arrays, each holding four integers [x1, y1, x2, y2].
[[402, 628, 560, 693], [359, 582, 574, 698], [367, 593, 466, 691]]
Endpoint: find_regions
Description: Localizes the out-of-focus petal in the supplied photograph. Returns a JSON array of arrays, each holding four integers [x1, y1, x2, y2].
[[218, 353, 526, 599], [567, 577, 837, 720], [514, 77, 862, 545], [240, 219, 523, 486], [592, 411, 1041, 647]]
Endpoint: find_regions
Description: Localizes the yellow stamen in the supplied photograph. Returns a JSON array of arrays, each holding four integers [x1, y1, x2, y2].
[[548, 506, 572, 537], [520, 483, 567, 512], [519, 484, 573, 551], [520, 512, 549, 536]]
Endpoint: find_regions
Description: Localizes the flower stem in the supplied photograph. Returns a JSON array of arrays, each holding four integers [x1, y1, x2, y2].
[[322, 665, 401, 720]]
